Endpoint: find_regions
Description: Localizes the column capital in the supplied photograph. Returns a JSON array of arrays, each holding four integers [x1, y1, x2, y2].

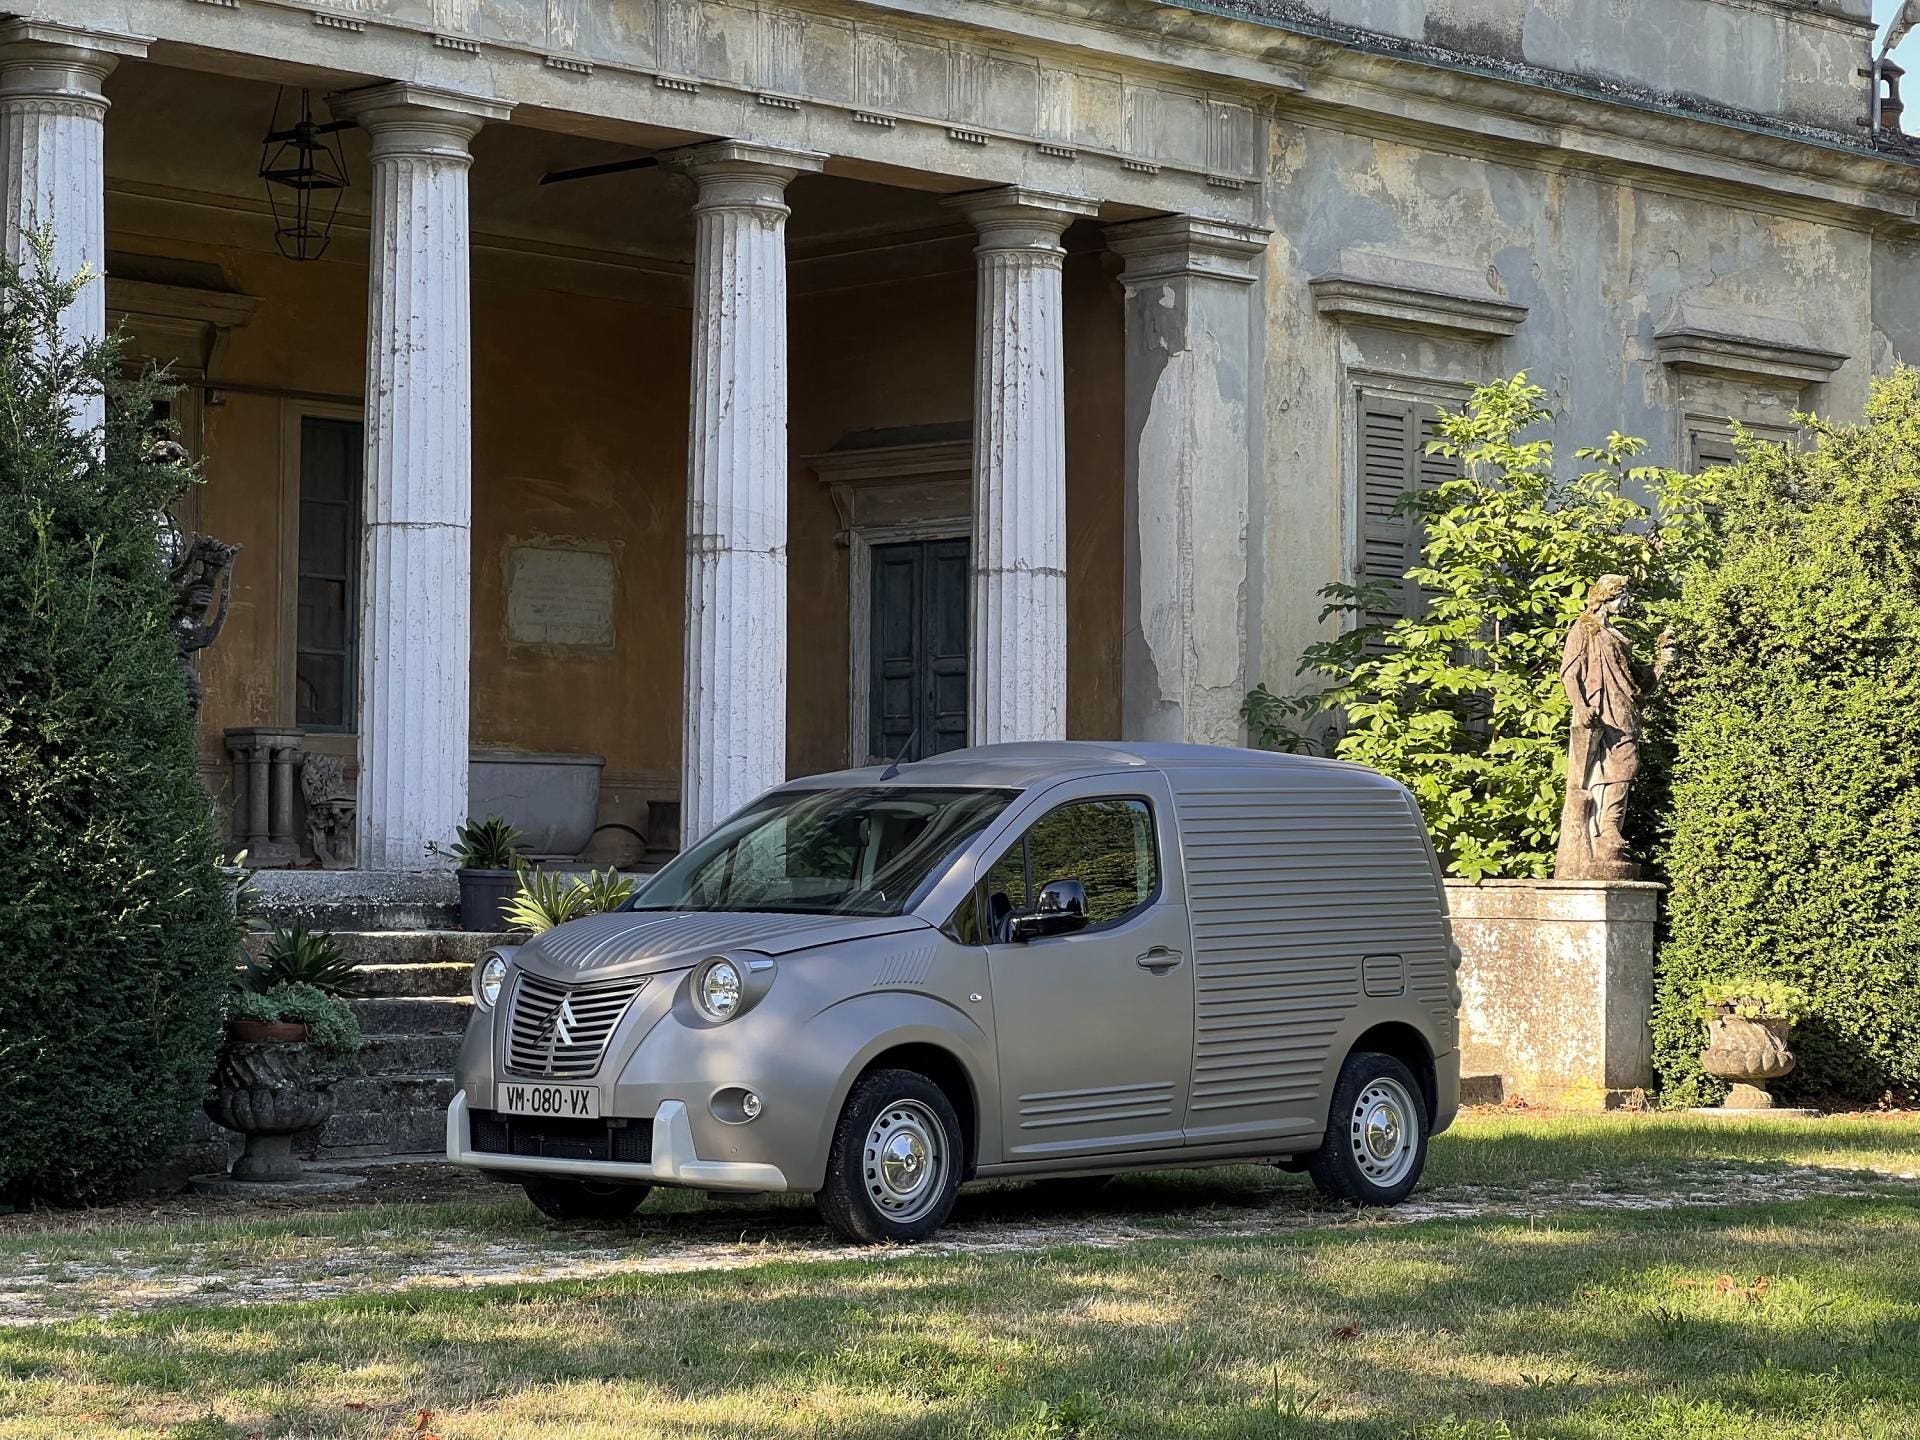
[[328, 83, 510, 158], [0, 21, 149, 107], [664, 139, 825, 213], [1107, 214, 1271, 285], [943, 186, 1099, 256]]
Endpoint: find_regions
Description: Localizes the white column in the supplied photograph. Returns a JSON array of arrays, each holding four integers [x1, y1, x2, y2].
[[1108, 215, 1270, 746], [329, 84, 509, 871], [669, 140, 824, 844], [0, 21, 147, 434], [943, 187, 1097, 745]]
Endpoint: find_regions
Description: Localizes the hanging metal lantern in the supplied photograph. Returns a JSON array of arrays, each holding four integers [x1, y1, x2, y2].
[[259, 88, 350, 262]]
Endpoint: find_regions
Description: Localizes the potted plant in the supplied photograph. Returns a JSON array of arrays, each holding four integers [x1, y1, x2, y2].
[[504, 864, 635, 934], [449, 816, 524, 932], [201, 928, 363, 1186], [1698, 978, 1811, 1110]]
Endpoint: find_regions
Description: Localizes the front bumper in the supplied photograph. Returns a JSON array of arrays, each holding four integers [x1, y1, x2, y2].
[[445, 1089, 789, 1193]]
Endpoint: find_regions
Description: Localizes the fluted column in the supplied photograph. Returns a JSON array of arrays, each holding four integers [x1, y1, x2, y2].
[[1108, 215, 1271, 746], [669, 140, 824, 843], [329, 84, 509, 870], [0, 21, 147, 434], [943, 187, 1098, 745]]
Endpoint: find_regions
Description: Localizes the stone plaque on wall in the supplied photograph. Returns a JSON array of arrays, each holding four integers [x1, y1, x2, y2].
[[506, 544, 616, 648]]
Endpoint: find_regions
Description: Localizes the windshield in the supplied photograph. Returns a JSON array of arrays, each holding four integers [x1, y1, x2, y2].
[[631, 786, 1019, 916]]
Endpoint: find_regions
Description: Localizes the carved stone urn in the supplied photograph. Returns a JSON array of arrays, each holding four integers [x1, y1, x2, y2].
[[203, 1034, 341, 1182], [1701, 1014, 1796, 1109]]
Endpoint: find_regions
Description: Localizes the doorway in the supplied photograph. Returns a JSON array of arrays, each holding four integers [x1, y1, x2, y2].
[[868, 538, 970, 763]]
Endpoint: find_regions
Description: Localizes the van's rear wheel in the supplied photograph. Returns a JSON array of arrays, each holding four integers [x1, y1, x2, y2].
[[1307, 1052, 1429, 1206], [817, 1069, 963, 1244], [522, 1176, 651, 1222]]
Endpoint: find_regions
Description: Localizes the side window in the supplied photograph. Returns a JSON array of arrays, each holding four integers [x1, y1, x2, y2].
[[978, 798, 1158, 940], [1357, 393, 1460, 645]]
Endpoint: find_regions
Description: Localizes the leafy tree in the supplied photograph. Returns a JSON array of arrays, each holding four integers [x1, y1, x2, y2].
[[0, 241, 236, 1203], [1654, 370, 1920, 1104], [1246, 374, 1715, 879]]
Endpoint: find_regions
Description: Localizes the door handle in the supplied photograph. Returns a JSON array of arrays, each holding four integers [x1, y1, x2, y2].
[[1136, 946, 1184, 972]]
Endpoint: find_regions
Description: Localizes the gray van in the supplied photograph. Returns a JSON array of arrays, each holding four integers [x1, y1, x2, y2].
[[447, 742, 1461, 1243]]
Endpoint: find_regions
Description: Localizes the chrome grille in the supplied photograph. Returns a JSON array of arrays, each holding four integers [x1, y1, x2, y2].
[[504, 971, 649, 1078]]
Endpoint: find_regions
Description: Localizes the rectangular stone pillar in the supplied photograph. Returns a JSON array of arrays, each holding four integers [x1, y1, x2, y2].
[[1446, 879, 1663, 1108], [0, 21, 147, 435], [669, 141, 824, 844], [1108, 215, 1270, 747], [329, 84, 508, 870], [943, 187, 1098, 745]]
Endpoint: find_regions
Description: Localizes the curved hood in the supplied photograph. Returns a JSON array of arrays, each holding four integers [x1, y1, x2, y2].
[[510, 909, 934, 981]]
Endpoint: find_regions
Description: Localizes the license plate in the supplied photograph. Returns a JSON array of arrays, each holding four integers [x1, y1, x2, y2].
[[496, 1082, 600, 1119]]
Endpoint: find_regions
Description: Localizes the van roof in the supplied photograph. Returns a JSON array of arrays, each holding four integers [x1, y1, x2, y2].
[[788, 740, 1374, 792]]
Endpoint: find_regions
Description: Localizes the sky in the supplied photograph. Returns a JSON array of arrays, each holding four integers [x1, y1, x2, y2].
[[1876, 0, 1919, 74]]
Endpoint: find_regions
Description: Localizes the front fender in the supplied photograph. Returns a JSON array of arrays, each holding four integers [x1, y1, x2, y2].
[[802, 990, 1001, 1189]]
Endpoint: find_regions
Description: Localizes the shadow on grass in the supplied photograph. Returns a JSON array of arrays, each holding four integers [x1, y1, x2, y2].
[[5, 1196, 1918, 1440]]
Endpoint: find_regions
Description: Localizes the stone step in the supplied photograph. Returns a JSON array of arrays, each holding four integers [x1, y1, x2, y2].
[[247, 869, 460, 932], [351, 994, 473, 1036], [328, 1071, 458, 1114], [244, 929, 509, 967], [300, 1105, 449, 1160], [353, 1031, 463, 1075], [358, 961, 473, 998]]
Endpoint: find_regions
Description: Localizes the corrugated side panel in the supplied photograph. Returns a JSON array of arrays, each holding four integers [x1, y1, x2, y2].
[[1172, 768, 1453, 1119]]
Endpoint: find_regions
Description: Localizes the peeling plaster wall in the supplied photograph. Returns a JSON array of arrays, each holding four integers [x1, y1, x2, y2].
[[1255, 114, 1883, 690]]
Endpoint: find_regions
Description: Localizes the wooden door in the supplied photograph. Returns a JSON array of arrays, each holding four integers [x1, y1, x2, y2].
[[869, 538, 969, 763]]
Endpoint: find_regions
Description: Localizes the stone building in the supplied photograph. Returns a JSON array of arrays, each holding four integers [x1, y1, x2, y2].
[[11, 0, 1918, 868]]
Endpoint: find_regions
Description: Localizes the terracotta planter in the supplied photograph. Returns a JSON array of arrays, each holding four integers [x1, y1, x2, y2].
[[204, 1037, 340, 1181], [1701, 1014, 1796, 1110], [226, 1018, 309, 1044]]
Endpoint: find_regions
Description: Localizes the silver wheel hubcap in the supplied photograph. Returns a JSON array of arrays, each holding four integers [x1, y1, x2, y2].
[[1348, 1077, 1418, 1189], [863, 1099, 947, 1223]]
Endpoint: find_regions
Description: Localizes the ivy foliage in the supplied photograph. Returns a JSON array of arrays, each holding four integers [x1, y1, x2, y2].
[[1247, 375, 1716, 879], [1654, 369, 1920, 1105], [0, 242, 237, 1204]]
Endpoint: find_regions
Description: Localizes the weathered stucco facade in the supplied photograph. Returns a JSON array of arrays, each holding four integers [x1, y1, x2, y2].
[[16, 0, 1919, 866]]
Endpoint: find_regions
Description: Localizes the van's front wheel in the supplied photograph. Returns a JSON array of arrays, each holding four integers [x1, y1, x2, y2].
[[1307, 1052, 1429, 1206], [817, 1069, 963, 1244], [521, 1176, 651, 1222]]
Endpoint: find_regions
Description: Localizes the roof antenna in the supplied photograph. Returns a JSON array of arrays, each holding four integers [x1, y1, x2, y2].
[[878, 726, 919, 782]]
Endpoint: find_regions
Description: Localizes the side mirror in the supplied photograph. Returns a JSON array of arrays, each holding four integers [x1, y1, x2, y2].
[[1008, 879, 1089, 943]]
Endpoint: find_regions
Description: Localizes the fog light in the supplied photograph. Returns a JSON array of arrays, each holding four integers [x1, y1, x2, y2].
[[711, 1086, 763, 1125], [741, 1090, 762, 1120]]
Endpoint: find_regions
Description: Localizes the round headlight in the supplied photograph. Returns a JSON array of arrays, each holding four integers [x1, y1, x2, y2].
[[696, 958, 743, 1021], [476, 953, 508, 1010]]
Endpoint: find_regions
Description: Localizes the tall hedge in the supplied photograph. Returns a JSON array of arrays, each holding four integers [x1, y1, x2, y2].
[[1654, 370, 1920, 1105], [0, 248, 236, 1203]]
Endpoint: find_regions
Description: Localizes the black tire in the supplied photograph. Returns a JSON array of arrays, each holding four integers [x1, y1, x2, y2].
[[1306, 1051, 1430, 1206], [817, 1068, 964, 1244], [521, 1176, 652, 1222]]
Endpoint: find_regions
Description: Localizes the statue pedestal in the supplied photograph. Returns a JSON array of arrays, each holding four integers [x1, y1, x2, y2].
[[1448, 879, 1662, 1109]]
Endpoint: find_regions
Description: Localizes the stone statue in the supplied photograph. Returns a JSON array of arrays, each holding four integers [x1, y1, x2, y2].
[[170, 534, 240, 710], [1554, 574, 1672, 881], [301, 755, 357, 870]]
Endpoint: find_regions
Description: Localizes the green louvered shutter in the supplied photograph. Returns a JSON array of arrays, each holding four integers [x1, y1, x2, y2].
[[1357, 395, 1460, 645]]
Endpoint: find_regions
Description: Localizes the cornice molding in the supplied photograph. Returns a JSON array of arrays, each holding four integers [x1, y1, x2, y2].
[[1311, 253, 1527, 341], [1655, 305, 1847, 387]]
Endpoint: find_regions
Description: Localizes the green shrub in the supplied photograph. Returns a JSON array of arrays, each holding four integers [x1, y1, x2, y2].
[[0, 244, 237, 1204], [447, 815, 522, 871], [227, 983, 360, 1055], [1655, 370, 1920, 1104], [1248, 375, 1717, 878], [1696, 978, 1811, 1026]]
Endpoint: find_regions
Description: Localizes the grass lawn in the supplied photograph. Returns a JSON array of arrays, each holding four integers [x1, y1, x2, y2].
[[1, 1111, 1916, 1439]]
